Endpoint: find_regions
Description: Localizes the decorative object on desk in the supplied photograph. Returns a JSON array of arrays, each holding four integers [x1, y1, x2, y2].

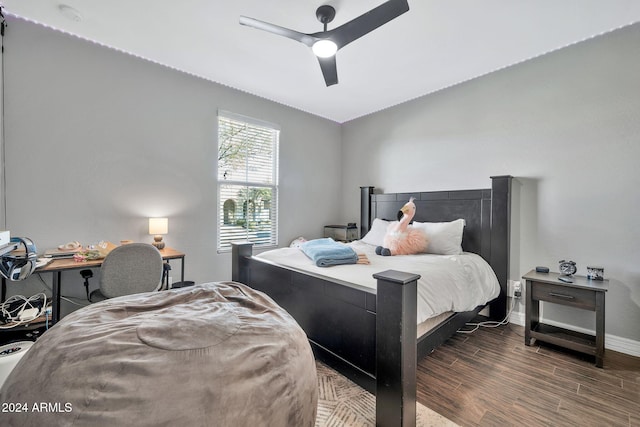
[[57, 241, 81, 251], [90, 241, 117, 258], [0, 237, 38, 281], [535, 266, 550, 273], [587, 266, 605, 281], [72, 241, 117, 262], [558, 259, 577, 276], [149, 217, 168, 249], [73, 250, 100, 262]]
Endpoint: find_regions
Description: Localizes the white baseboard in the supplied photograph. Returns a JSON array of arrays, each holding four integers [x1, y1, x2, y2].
[[509, 311, 525, 326], [508, 308, 640, 358]]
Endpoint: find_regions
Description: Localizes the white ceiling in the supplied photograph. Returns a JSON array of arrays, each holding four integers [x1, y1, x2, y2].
[[3, 1, 640, 123]]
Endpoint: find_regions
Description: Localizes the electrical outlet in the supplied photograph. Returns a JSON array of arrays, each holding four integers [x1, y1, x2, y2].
[[513, 281, 522, 293], [507, 280, 522, 298], [514, 281, 522, 298]]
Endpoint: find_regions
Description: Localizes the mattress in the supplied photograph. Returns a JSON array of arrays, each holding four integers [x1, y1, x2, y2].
[[256, 240, 500, 324]]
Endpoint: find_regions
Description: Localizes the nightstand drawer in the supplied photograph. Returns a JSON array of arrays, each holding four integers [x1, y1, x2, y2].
[[531, 282, 596, 310]]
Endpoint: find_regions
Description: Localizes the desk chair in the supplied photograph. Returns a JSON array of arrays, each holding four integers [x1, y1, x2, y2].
[[79, 243, 164, 303]]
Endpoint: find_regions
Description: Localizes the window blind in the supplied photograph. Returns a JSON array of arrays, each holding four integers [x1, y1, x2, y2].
[[217, 112, 279, 251]]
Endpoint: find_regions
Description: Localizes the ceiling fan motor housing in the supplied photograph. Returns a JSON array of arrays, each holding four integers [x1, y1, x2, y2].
[[316, 5, 336, 25]]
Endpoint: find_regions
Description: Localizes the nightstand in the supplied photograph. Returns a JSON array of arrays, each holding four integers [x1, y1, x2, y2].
[[522, 270, 608, 368], [324, 224, 358, 242]]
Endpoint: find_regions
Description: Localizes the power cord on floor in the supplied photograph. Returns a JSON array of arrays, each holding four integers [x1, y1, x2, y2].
[[0, 293, 48, 329], [457, 295, 517, 334], [1, 274, 90, 329]]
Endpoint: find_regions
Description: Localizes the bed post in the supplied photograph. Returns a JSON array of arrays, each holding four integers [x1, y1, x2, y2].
[[374, 270, 420, 427], [360, 186, 374, 238], [489, 175, 512, 321], [231, 242, 253, 284]]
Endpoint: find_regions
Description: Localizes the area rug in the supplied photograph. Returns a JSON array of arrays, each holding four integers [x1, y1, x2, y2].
[[315, 362, 458, 427]]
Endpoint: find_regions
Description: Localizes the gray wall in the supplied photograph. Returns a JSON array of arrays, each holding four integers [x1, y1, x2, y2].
[[2, 17, 342, 314], [341, 23, 640, 353]]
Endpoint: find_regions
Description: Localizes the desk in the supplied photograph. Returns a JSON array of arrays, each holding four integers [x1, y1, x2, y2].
[[2, 247, 185, 325]]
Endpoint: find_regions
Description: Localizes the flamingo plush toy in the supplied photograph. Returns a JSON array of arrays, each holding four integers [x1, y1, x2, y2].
[[375, 197, 428, 256]]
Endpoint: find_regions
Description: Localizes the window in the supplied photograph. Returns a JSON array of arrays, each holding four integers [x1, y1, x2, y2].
[[217, 111, 279, 251]]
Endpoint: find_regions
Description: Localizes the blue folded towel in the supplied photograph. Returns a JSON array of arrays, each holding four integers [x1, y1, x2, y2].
[[300, 238, 358, 267]]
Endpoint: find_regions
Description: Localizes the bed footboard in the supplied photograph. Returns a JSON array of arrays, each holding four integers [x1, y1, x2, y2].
[[374, 269, 419, 427]]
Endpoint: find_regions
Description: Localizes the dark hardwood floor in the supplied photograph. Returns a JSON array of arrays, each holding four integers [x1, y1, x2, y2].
[[416, 321, 640, 426]]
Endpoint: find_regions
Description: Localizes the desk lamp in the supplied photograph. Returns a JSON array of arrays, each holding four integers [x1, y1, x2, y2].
[[148, 218, 168, 250]]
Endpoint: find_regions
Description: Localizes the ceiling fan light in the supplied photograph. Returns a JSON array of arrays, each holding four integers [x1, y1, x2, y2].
[[312, 40, 338, 58]]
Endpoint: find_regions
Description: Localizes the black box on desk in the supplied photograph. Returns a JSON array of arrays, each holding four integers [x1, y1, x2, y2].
[[324, 224, 358, 242]]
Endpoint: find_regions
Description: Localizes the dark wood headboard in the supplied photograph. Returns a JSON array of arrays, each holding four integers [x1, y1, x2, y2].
[[360, 175, 512, 320]]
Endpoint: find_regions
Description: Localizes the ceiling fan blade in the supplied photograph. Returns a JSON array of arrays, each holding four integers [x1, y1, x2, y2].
[[317, 56, 338, 86], [319, 0, 410, 49], [240, 16, 316, 47]]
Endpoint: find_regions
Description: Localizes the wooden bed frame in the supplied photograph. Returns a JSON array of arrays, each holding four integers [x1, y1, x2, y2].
[[232, 175, 512, 427]]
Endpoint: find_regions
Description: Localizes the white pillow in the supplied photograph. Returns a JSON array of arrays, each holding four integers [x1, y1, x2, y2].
[[361, 218, 389, 247], [412, 219, 466, 255]]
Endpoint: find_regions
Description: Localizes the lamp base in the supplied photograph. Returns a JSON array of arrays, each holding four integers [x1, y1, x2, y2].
[[152, 235, 165, 250]]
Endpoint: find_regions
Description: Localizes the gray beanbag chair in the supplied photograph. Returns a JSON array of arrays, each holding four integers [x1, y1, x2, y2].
[[1, 281, 317, 426]]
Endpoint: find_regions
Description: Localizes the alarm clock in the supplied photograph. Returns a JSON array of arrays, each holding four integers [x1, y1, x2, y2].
[[558, 260, 577, 276]]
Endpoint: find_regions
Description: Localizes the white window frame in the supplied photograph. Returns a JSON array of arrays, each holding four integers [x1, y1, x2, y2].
[[217, 110, 279, 252]]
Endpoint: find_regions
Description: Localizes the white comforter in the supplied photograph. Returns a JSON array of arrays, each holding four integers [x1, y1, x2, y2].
[[255, 240, 500, 324]]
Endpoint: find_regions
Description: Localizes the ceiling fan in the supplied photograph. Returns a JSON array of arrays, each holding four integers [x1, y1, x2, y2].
[[239, 1, 410, 86]]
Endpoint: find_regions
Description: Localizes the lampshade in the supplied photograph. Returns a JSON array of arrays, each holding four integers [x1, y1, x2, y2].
[[312, 39, 337, 58], [148, 218, 168, 235]]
